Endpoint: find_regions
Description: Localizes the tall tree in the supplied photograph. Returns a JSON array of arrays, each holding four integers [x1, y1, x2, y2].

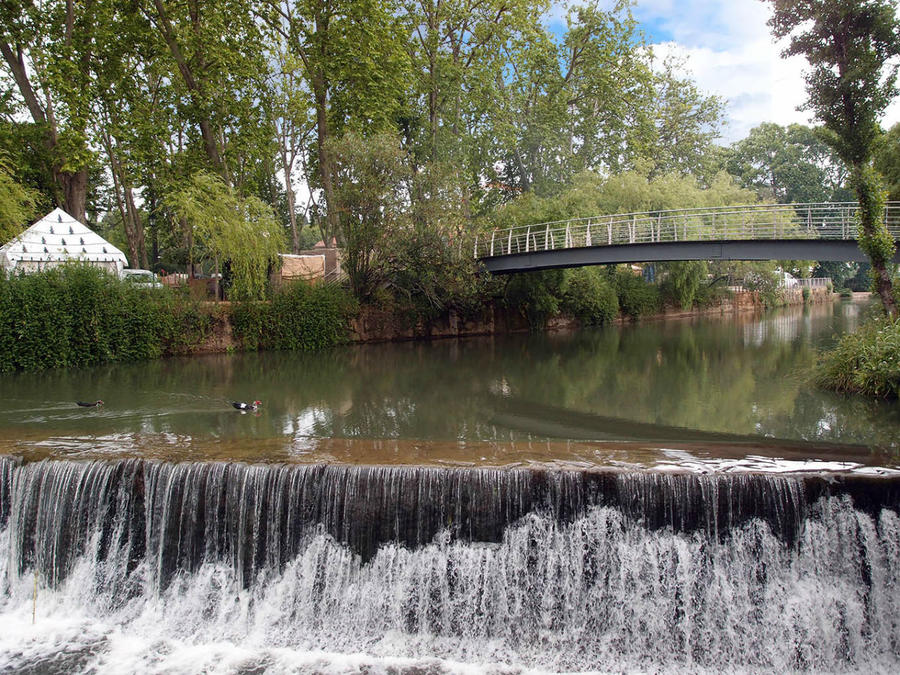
[[767, 0, 900, 317], [0, 0, 98, 220], [726, 122, 849, 203], [263, 0, 409, 249], [142, 0, 270, 182]]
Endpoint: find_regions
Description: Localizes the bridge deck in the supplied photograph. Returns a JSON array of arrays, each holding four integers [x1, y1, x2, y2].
[[475, 202, 900, 273]]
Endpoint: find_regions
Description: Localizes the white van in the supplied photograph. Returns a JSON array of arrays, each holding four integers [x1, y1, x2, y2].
[[121, 269, 163, 288]]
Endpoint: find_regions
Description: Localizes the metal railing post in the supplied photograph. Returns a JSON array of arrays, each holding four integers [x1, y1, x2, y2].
[[525, 225, 531, 252], [490, 231, 495, 256], [586, 221, 592, 247], [507, 229, 512, 254], [545, 224, 550, 250]]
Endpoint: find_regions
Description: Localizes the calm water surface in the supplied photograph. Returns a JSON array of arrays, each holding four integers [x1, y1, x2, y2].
[[1, 300, 898, 471]]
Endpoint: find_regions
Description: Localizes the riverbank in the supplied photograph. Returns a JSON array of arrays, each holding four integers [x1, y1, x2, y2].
[[0, 265, 837, 370], [195, 286, 835, 352]]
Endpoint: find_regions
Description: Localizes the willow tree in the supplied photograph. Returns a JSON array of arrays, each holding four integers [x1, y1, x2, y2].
[[166, 172, 286, 300], [767, 0, 900, 317], [0, 155, 38, 243]]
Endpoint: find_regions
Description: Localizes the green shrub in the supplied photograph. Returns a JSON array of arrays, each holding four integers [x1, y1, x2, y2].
[[0, 265, 210, 372], [561, 268, 618, 325], [231, 281, 356, 351], [802, 286, 811, 303], [839, 288, 853, 298], [614, 268, 660, 319], [817, 317, 900, 398], [503, 270, 565, 328], [693, 278, 730, 307]]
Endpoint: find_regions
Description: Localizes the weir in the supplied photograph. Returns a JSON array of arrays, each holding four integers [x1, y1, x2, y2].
[[1, 455, 899, 672]]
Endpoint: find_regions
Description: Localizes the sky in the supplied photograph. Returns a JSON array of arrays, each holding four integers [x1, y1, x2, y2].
[[551, 0, 900, 145]]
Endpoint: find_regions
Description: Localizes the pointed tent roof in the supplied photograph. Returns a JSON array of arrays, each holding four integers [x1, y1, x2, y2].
[[0, 208, 129, 271]]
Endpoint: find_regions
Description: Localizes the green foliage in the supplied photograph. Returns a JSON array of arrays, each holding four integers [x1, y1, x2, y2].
[[613, 268, 661, 319], [327, 132, 410, 299], [812, 260, 859, 290], [230, 282, 356, 352], [768, 0, 900, 168], [693, 278, 730, 308], [802, 286, 812, 303], [0, 155, 39, 243], [839, 288, 854, 299], [724, 122, 850, 203], [743, 267, 783, 309], [817, 317, 900, 398], [853, 165, 896, 268], [874, 123, 900, 201], [491, 169, 757, 231], [381, 227, 488, 321], [0, 266, 211, 372], [503, 270, 566, 328], [561, 267, 618, 325], [166, 172, 286, 301], [660, 261, 707, 310], [767, 0, 900, 316]]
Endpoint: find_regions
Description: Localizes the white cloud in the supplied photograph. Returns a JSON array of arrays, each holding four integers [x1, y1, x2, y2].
[[652, 39, 812, 144], [632, 0, 900, 144]]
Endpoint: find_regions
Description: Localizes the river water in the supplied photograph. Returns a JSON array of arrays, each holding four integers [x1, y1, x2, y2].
[[1, 301, 899, 673]]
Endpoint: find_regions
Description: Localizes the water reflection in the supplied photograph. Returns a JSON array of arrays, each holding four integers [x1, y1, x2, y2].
[[0, 301, 898, 464]]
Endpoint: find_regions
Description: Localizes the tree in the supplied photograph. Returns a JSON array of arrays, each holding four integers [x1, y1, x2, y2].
[[263, 0, 409, 251], [725, 122, 850, 203], [327, 132, 409, 299], [0, 0, 98, 220], [767, 0, 900, 317], [166, 172, 286, 300]]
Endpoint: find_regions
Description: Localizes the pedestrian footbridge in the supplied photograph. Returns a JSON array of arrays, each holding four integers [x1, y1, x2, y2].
[[475, 202, 900, 273]]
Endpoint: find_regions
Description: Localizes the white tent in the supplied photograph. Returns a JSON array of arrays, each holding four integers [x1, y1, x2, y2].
[[0, 208, 129, 276]]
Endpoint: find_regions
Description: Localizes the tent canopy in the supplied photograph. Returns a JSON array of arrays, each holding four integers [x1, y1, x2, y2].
[[0, 208, 129, 274]]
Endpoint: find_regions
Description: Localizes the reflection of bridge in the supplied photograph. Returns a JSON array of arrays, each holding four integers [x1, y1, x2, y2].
[[476, 202, 900, 273]]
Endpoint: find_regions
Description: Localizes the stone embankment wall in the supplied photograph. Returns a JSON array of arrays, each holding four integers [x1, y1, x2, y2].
[[346, 288, 834, 344], [195, 289, 835, 353]]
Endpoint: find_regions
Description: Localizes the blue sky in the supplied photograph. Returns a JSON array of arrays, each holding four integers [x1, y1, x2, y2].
[[549, 0, 900, 145]]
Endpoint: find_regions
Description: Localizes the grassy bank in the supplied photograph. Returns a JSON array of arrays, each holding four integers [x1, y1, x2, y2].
[[816, 316, 900, 398]]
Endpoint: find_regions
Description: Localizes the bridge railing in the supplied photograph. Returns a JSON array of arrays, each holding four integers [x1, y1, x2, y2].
[[474, 202, 900, 258]]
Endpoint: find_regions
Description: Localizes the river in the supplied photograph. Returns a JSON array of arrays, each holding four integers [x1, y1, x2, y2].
[[0, 301, 898, 673]]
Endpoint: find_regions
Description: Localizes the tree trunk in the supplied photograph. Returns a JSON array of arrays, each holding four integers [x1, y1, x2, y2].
[[124, 186, 147, 269], [852, 164, 897, 318], [59, 167, 88, 222], [313, 78, 338, 248], [281, 143, 300, 253]]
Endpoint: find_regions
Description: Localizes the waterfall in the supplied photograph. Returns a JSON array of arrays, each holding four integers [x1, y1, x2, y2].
[[1, 456, 899, 673]]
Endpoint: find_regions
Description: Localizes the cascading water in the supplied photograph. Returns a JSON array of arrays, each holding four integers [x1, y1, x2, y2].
[[1, 455, 899, 674]]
